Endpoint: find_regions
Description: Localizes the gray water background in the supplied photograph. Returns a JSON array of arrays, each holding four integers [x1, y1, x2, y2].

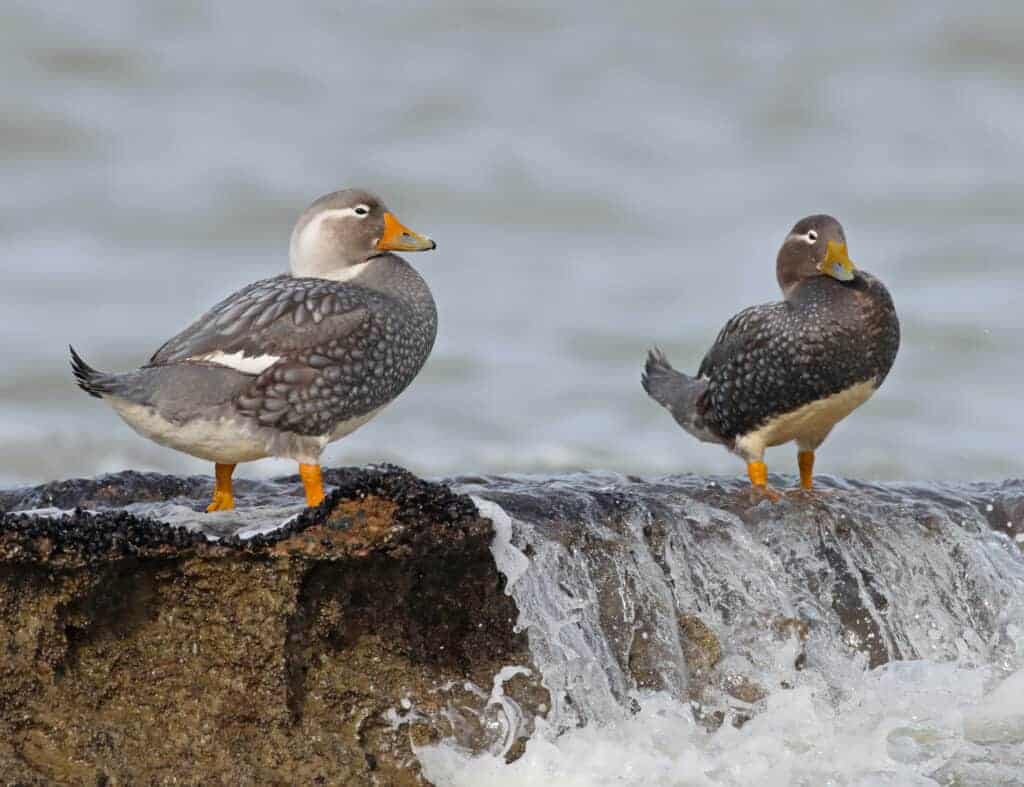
[[1, 0, 1022, 486]]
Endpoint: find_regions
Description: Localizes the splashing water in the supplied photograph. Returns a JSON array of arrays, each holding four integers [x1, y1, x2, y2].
[[419, 475, 1024, 786]]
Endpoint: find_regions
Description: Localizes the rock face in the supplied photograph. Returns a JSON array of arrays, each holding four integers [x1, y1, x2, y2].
[[2, 468, 1022, 785], [0, 467, 540, 786]]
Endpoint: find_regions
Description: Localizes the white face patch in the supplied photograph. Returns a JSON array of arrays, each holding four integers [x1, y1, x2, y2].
[[317, 206, 370, 221], [290, 206, 373, 278], [190, 350, 281, 375], [788, 230, 818, 245], [297, 209, 360, 258]]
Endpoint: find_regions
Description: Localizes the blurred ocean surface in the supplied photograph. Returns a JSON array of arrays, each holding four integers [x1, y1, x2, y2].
[[1, 0, 1021, 486]]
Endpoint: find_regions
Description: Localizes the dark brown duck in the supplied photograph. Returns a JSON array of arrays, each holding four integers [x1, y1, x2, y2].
[[643, 214, 900, 500]]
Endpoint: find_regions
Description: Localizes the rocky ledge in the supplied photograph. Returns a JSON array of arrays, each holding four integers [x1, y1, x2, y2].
[[0, 467, 543, 786], [2, 468, 1023, 786]]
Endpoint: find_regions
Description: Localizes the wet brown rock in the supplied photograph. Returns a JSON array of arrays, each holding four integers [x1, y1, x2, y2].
[[677, 613, 722, 703], [722, 673, 768, 704], [772, 616, 810, 642], [679, 614, 722, 675], [0, 466, 544, 786]]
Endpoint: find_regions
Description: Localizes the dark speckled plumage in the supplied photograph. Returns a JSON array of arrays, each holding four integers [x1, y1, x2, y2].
[[696, 271, 898, 442], [643, 214, 900, 474]]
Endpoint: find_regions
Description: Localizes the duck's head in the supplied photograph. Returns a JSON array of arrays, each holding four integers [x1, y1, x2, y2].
[[776, 214, 856, 297], [289, 188, 435, 280]]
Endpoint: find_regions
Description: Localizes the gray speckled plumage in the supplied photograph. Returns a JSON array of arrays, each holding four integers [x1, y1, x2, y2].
[[71, 189, 438, 467], [149, 258, 437, 436]]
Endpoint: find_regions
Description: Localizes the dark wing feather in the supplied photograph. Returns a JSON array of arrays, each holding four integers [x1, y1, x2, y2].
[[696, 301, 810, 440], [148, 275, 369, 366], [696, 303, 780, 380]]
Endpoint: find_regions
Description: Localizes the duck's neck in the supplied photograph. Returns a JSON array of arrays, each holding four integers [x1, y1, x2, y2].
[[314, 261, 372, 283], [783, 273, 855, 306], [298, 254, 435, 313]]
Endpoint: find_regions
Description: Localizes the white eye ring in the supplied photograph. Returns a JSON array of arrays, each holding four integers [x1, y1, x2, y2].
[[804, 230, 818, 244], [353, 204, 370, 217]]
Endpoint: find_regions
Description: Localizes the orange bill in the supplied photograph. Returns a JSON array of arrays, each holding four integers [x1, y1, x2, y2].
[[377, 212, 436, 252]]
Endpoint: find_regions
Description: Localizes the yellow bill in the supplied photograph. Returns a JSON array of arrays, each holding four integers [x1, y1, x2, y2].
[[818, 240, 856, 282]]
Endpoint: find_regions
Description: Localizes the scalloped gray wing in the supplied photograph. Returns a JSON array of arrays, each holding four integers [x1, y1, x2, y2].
[[147, 275, 436, 437], [149, 275, 371, 365]]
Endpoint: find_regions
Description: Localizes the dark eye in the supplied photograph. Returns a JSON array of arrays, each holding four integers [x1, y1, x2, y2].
[[354, 205, 370, 217], [805, 230, 818, 243]]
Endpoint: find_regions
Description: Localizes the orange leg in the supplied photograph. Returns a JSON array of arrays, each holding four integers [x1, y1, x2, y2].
[[747, 461, 781, 502], [299, 463, 325, 507], [798, 450, 815, 491], [206, 463, 236, 512]]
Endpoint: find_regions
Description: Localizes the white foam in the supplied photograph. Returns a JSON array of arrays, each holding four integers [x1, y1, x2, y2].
[[476, 496, 530, 588], [428, 492, 1024, 786], [962, 669, 1024, 745], [235, 510, 302, 540], [8, 506, 81, 518], [419, 662, 1024, 787]]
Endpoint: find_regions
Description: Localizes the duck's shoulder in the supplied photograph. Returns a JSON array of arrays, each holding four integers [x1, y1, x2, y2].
[[697, 300, 790, 379], [800, 273, 899, 353], [850, 270, 897, 317]]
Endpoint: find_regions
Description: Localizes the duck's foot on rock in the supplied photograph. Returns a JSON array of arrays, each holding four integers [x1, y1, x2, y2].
[[785, 486, 833, 501], [748, 484, 782, 504], [205, 492, 235, 512]]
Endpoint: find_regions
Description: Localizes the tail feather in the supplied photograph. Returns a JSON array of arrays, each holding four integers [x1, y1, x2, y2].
[[642, 347, 721, 445], [69, 345, 115, 399]]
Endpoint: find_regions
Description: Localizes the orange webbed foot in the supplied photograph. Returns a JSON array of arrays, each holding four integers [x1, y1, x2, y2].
[[206, 463, 236, 512], [786, 450, 831, 498], [299, 463, 325, 508], [749, 484, 783, 504], [746, 461, 782, 503], [206, 492, 235, 512]]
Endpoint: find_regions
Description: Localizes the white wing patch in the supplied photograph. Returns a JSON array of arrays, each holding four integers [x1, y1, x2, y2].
[[191, 350, 281, 374]]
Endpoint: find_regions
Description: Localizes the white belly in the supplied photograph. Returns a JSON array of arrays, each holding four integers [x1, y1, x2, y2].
[[734, 379, 877, 462], [109, 398, 270, 463], [109, 397, 387, 465], [328, 406, 386, 442]]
